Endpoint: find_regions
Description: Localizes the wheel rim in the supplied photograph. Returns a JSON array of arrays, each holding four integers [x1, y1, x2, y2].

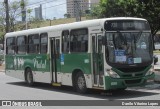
[[27, 72, 32, 83], [77, 76, 85, 90]]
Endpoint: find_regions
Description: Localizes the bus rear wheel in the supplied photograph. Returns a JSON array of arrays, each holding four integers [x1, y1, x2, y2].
[[75, 72, 87, 94], [26, 69, 34, 86]]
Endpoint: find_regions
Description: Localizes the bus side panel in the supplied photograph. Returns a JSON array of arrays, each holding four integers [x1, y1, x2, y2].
[[5, 55, 25, 80], [6, 54, 51, 83], [23, 54, 51, 83], [61, 53, 92, 86]]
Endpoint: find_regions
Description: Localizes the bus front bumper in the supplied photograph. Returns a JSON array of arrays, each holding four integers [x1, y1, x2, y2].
[[104, 73, 155, 90]]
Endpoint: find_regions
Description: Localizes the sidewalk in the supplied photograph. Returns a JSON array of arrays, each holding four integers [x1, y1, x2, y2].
[[0, 64, 5, 72]]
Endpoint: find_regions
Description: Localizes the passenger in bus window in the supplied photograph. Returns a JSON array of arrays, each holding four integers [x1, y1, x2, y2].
[[8, 46, 14, 54]]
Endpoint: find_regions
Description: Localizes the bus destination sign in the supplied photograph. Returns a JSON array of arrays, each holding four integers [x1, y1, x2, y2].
[[104, 20, 150, 31]]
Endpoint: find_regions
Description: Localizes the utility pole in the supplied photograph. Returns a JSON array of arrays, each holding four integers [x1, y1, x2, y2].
[[3, 0, 9, 50], [4, 0, 10, 33], [21, 0, 26, 22]]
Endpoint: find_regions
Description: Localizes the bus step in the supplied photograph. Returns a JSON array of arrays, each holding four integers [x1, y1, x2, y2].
[[92, 86, 104, 90], [52, 83, 61, 86]]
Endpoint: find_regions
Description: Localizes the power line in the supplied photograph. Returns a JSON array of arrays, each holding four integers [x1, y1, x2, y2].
[[1, 1, 67, 13], [27, 0, 47, 6], [2, 0, 91, 21], [42, 3, 66, 9], [27, 0, 57, 7], [4, 1, 91, 12]]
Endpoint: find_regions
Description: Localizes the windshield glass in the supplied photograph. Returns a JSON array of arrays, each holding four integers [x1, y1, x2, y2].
[[105, 32, 152, 66]]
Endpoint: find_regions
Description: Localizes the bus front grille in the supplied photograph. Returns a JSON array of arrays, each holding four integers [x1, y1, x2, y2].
[[125, 79, 142, 84], [122, 73, 143, 78]]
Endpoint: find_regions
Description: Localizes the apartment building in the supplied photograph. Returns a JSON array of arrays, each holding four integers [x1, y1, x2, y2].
[[67, 0, 89, 18]]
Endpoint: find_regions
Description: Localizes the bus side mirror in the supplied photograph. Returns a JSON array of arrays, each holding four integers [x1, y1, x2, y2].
[[153, 34, 160, 50]]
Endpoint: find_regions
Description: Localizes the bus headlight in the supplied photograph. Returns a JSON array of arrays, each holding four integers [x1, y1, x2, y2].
[[145, 67, 154, 76], [105, 69, 120, 78]]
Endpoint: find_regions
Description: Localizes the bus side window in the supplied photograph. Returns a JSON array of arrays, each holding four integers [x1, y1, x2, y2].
[[28, 34, 39, 54], [40, 33, 48, 54], [70, 28, 88, 52], [17, 36, 26, 54], [6, 37, 16, 55], [62, 30, 69, 53]]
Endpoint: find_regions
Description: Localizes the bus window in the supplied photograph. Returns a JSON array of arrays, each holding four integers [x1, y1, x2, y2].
[[17, 36, 26, 54], [62, 30, 69, 53], [6, 37, 16, 55], [28, 34, 39, 54], [70, 28, 88, 52], [40, 33, 48, 54]]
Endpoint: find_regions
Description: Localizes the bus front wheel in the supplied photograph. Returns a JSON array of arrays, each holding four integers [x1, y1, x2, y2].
[[75, 72, 87, 94], [26, 68, 34, 86]]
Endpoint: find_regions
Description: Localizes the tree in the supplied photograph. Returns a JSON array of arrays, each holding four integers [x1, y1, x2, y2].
[[64, 13, 71, 18], [9, 1, 22, 32], [90, 4, 102, 18], [117, 0, 160, 36], [0, 0, 28, 32], [93, 0, 160, 36], [137, 0, 160, 36], [21, 0, 27, 22]]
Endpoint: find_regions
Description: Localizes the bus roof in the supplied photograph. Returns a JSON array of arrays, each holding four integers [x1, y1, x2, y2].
[[5, 17, 147, 37]]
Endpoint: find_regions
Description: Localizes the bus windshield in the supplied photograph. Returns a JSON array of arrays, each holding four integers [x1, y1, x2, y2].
[[105, 20, 153, 67]]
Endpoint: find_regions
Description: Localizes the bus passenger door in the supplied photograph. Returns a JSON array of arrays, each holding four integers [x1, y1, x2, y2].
[[50, 37, 61, 85], [92, 34, 104, 87]]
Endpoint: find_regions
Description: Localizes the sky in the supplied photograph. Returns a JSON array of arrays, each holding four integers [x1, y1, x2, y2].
[[0, 0, 67, 20], [27, 0, 66, 19]]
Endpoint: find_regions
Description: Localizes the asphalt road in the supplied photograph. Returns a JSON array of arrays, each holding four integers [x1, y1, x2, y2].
[[0, 70, 160, 109], [0, 72, 160, 100]]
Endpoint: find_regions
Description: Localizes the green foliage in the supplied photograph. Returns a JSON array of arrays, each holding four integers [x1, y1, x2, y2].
[[0, 31, 5, 40], [90, 5, 102, 18], [27, 8, 32, 14], [92, 0, 160, 36], [20, 0, 27, 8], [64, 13, 71, 18], [0, 0, 28, 33]]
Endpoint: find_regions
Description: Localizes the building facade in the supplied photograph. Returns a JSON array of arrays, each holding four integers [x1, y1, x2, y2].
[[90, 0, 100, 4], [67, 0, 89, 18], [35, 4, 43, 20]]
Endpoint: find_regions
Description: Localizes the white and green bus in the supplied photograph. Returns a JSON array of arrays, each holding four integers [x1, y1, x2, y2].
[[5, 17, 155, 93]]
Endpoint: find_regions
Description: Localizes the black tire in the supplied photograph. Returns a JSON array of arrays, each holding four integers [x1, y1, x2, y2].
[[74, 72, 87, 94], [26, 68, 34, 86]]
